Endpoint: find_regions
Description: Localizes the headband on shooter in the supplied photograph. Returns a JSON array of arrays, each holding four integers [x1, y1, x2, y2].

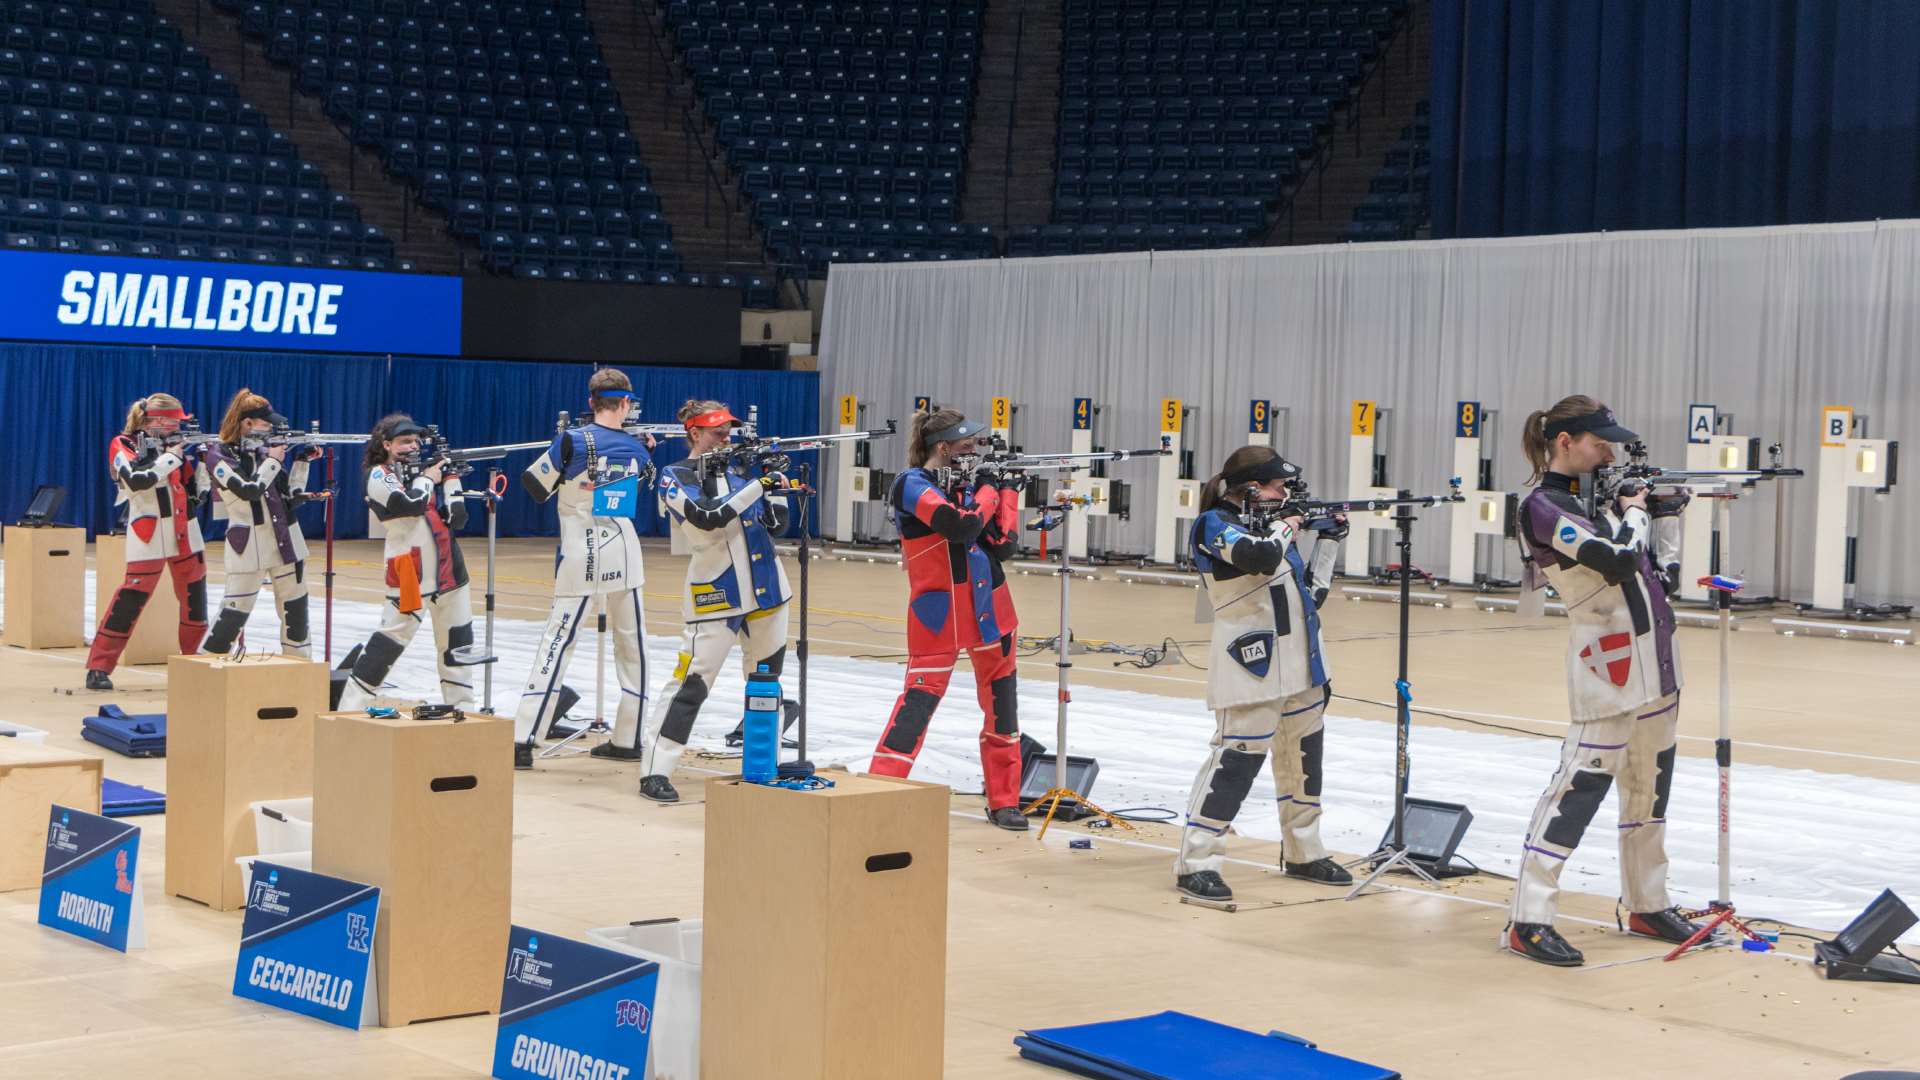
[[920, 418, 982, 447], [1226, 455, 1301, 486], [1544, 407, 1637, 444], [685, 407, 740, 429]]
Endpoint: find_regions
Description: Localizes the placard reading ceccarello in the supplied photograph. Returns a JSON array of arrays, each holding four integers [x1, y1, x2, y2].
[[0, 250, 461, 355]]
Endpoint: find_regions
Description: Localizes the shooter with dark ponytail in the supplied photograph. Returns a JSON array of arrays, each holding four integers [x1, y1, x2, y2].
[[868, 407, 1029, 830], [1504, 395, 1697, 967]]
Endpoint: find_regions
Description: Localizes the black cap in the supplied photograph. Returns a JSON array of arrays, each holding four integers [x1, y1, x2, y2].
[[1545, 407, 1637, 444], [387, 418, 429, 438], [920, 418, 982, 447], [1225, 455, 1302, 485]]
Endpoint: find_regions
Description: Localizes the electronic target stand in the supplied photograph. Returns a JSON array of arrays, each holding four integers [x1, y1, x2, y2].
[[1804, 405, 1907, 618], [1342, 399, 1398, 576], [830, 393, 892, 545], [1676, 404, 1768, 605], [1445, 400, 1510, 589], [1151, 397, 1202, 565]]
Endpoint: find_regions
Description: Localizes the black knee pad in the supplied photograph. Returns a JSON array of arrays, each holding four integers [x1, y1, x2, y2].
[[1198, 747, 1264, 822], [282, 594, 309, 645], [440, 620, 475, 666], [352, 631, 407, 686], [1542, 769, 1614, 849], [757, 644, 787, 677], [185, 578, 208, 623], [659, 674, 710, 745], [291, 560, 306, 585], [202, 607, 249, 653], [882, 688, 941, 754], [1652, 743, 1676, 820], [1299, 727, 1324, 798], [102, 587, 151, 634], [988, 675, 1019, 736]]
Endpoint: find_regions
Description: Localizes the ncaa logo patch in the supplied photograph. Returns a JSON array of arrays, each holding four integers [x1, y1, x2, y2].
[[1558, 525, 1577, 544]]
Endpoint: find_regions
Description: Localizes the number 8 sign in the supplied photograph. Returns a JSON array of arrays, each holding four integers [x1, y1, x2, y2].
[[1455, 400, 1481, 438]]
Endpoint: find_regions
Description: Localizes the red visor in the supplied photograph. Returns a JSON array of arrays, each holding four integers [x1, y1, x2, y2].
[[145, 406, 190, 420], [684, 408, 739, 429]]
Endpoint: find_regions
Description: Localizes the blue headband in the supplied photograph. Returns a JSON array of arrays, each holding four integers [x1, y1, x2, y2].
[[594, 389, 633, 398]]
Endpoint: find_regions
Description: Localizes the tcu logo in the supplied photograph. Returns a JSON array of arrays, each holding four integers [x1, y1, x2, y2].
[[614, 998, 651, 1032]]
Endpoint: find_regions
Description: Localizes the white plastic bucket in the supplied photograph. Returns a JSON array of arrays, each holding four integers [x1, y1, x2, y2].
[[587, 919, 703, 1080], [250, 797, 313, 855], [236, 850, 312, 897]]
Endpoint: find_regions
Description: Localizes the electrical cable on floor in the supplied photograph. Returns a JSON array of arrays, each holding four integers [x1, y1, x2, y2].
[[1333, 693, 1559, 740]]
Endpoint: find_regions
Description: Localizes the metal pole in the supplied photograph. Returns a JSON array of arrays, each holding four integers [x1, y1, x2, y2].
[[324, 448, 335, 664], [796, 465, 811, 762], [1391, 496, 1413, 851], [1054, 503, 1072, 796], [483, 468, 499, 713], [596, 599, 608, 725], [1714, 496, 1733, 906]]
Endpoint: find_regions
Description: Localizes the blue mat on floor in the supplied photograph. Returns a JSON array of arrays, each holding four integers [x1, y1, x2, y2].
[[1017, 1012, 1398, 1080], [101, 777, 165, 817], [81, 705, 166, 758]]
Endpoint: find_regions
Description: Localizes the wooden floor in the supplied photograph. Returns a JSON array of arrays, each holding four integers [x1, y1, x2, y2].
[[2, 538, 1917, 1079]]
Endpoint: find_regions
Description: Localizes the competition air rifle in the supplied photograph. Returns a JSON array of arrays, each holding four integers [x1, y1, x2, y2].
[[134, 417, 222, 456], [1242, 475, 1465, 533], [244, 419, 368, 453], [696, 419, 898, 486], [555, 401, 763, 444], [401, 424, 556, 482], [1582, 440, 1803, 519], [945, 434, 1171, 493]]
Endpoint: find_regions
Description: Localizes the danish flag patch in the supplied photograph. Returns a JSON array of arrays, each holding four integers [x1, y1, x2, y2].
[[1580, 632, 1634, 687]]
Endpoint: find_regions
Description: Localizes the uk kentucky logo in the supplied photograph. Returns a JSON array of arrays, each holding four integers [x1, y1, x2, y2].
[[345, 912, 371, 953], [614, 998, 652, 1033]]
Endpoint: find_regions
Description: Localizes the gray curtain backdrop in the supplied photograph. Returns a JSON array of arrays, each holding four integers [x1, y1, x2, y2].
[[818, 220, 1920, 604]]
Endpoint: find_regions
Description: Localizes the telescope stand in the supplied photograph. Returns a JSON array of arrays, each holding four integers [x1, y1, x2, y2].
[[1346, 497, 1438, 899], [1018, 496, 1133, 839]]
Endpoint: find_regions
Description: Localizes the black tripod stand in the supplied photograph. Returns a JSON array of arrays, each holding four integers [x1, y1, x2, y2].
[[1346, 493, 1439, 898], [779, 463, 817, 774]]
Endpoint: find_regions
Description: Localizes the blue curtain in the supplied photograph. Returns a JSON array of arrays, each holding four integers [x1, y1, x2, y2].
[[1430, 0, 1920, 237], [0, 343, 819, 542]]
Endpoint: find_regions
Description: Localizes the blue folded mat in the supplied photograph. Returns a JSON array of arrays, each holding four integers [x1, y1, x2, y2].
[[1018, 1011, 1398, 1080], [101, 777, 166, 817], [81, 705, 167, 758]]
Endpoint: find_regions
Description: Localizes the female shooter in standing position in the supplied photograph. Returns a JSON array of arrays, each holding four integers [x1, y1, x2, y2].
[[634, 398, 790, 802], [85, 392, 209, 690], [337, 413, 479, 710], [201, 389, 323, 657], [1176, 445, 1351, 901], [1506, 396, 1698, 966], [867, 408, 1029, 831]]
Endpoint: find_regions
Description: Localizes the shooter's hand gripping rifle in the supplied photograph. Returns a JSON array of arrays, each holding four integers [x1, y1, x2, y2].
[[1583, 440, 1803, 520]]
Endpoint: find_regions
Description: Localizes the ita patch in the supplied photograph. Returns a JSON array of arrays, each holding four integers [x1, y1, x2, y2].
[[1227, 631, 1275, 679]]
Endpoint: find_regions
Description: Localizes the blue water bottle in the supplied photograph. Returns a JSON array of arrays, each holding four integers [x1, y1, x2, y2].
[[742, 663, 782, 783]]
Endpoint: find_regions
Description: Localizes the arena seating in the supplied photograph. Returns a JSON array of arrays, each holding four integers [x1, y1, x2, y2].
[[0, 0, 399, 267], [1008, 0, 1408, 256], [210, 0, 728, 285], [663, 0, 995, 273], [1341, 97, 1425, 242]]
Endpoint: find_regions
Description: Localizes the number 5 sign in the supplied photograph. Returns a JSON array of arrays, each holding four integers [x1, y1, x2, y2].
[[1160, 398, 1183, 434]]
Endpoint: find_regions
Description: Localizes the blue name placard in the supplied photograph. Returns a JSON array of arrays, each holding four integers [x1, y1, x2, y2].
[[0, 250, 462, 355], [592, 473, 643, 518], [493, 925, 660, 1080], [232, 862, 381, 1029], [38, 804, 145, 952]]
